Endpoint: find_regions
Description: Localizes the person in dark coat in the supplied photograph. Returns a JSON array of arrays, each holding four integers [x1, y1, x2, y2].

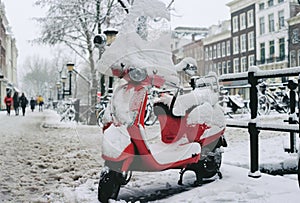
[[30, 97, 36, 112], [19, 92, 28, 116], [4, 93, 13, 116], [13, 92, 20, 116]]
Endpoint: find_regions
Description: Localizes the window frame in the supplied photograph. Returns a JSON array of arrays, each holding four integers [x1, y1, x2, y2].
[[259, 17, 265, 35]]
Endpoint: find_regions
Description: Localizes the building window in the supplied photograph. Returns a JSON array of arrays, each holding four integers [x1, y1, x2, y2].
[[259, 3, 265, 10], [222, 61, 227, 74], [259, 17, 265, 35], [213, 63, 217, 72], [218, 62, 222, 75], [247, 10, 254, 27], [227, 40, 231, 56], [279, 38, 285, 60], [240, 13, 246, 30], [222, 42, 226, 57], [290, 50, 296, 67], [217, 43, 221, 58], [233, 16, 239, 32], [233, 58, 240, 73], [213, 45, 217, 59], [298, 50, 300, 66], [268, 0, 274, 7], [204, 47, 208, 61], [269, 40, 275, 59], [249, 55, 255, 66], [278, 0, 284, 3], [260, 42, 265, 64], [241, 57, 247, 72], [240, 34, 246, 52], [278, 10, 284, 29], [209, 46, 212, 60], [291, 28, 299, 44], [233, 36, 239, 54], [248, 31, 254, 50], [227, 60, 232, 73], [268, 14, 275, 32]]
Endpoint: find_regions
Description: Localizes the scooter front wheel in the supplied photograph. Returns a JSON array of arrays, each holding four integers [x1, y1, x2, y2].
[[98, 167, 121, 203]]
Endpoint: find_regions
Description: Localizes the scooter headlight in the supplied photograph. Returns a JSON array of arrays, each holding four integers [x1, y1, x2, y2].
[[128, 68, 147, 82]]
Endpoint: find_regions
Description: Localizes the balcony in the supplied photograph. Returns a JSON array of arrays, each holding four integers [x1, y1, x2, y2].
[[257, 55, 288, 65]]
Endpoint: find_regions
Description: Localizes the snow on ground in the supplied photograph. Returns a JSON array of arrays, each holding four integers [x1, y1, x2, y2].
[[0, 109, 299, 202]]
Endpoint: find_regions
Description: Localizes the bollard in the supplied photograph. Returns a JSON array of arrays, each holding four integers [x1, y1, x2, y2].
[[248, 71, 261, 177], [287, 80, 297, 153]]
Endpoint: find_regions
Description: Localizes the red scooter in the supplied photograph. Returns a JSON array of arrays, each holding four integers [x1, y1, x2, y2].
[[97, 66, 227, 202]]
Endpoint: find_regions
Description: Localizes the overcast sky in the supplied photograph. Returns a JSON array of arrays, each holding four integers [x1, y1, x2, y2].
[[2, 0, 231, 67]]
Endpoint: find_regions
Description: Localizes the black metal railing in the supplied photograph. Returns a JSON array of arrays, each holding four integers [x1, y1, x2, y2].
[[219, 66, 300, 179]]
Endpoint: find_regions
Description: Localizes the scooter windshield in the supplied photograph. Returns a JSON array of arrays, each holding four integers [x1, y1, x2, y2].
[[97, 0, 179, 85]]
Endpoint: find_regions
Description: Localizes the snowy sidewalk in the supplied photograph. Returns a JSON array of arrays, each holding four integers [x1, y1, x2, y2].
[[0, 109, 299, 202]]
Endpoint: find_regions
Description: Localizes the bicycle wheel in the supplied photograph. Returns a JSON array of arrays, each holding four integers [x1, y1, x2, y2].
[[258, 95, 270, 115], [97, 109, 105, 127]]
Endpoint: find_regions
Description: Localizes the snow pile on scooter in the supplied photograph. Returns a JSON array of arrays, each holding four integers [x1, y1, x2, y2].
[[98, 0, 179, 85]]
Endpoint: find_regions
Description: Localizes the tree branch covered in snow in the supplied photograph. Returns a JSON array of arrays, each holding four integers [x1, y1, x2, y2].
[[32, 0, 128, 124]]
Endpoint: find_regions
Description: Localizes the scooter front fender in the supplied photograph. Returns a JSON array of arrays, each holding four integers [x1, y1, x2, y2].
[[102, 124, 134, 161]]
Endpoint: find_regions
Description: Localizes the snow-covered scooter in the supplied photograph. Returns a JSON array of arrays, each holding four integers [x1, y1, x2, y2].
[[96, 1, 226, 202], [97, 65, 227, 202]]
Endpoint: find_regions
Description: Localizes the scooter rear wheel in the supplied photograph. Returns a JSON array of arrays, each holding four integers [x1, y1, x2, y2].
[[98, 168, 121, 203], [201, 148, 223, 179]]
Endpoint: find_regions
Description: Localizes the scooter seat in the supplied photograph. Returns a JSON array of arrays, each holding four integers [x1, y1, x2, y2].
[[147, 138, 201, 165], [139, 124, 201, 165]]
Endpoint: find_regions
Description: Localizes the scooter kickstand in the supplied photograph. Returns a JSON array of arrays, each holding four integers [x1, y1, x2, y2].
[[178, 168, 187, 185]]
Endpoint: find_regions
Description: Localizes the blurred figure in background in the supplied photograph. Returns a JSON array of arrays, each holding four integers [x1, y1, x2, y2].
[[13, 91, 20, 116], [4, 92, 13, 116], [37, 95, 44, 112], [30, 97, 36, 112], [19, 92, 28, 116]]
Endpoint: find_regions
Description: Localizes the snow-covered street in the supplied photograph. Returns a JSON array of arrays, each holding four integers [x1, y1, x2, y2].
[[0, 109, 299, 202], [0, 109, 103, 202]]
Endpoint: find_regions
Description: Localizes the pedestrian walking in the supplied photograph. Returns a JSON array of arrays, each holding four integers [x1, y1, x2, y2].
[[30, 97, 36, 112], [19, 92, 28, 116], [13, 92, 20, 116], [37, 95, 44, 112], [4, 93, 13, 116]]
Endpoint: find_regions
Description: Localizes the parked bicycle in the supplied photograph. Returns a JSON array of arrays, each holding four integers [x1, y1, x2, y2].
[[257, 82, 290, 115], [59, 100, 76, 122], [219, 89, 249, 118], [95, 94, 112, 127], [144, 87, 174, 126]]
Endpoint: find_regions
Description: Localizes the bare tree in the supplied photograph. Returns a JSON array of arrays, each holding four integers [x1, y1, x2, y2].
[[33, 0, 126, 124], [22, 55, 57, 98]]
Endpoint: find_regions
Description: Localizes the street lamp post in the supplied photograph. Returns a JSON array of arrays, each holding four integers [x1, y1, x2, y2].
[[104, 29, 118, 95], [90, 30, 118, 125], [66, 63, 74, 95], [61, 75, 67, 99], [61, 63, 74, 99], [56, 81, 61, 100], [100, 29, 118, 95], [49, 85, 53, 102]]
